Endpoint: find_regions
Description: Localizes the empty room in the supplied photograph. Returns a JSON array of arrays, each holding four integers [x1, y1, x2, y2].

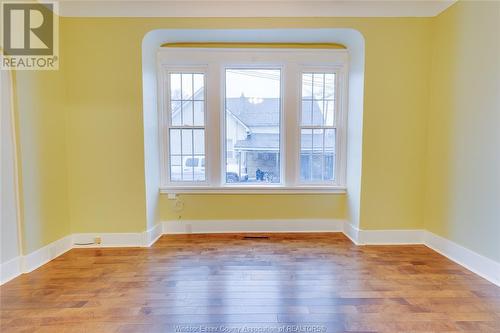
[[1, 0, 499, 332]]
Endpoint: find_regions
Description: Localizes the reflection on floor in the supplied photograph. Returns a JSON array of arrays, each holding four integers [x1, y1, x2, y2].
[[1, 233, 499, 332]]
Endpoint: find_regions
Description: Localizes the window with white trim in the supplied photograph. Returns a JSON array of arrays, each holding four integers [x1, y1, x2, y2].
[[166, 72, 206, 182], [224, 68, 282, 184], [159, 48, 348, 193], [300, 72, 336, 183]]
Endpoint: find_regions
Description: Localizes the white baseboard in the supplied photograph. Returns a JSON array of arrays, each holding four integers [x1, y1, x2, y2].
[[73, 232, 145, 248], [343, 224, 426, 245], [144, 223, 163, 247], [424, 231, 500, 286], [343, 222, 360, 244], [162, 219, 345, 234], [0, 256, 22, 284], [1, 235, 74, 284], [2, 221, 498, 287], [358, 229, 426, 245], [22, 235, 73, 273], [73, 225, 163, 248]]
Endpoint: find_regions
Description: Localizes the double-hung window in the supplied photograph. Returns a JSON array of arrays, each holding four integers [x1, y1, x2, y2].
[[166, 71, 206, 183], [159, 47, 348, 193], [300, 72, 337, 183]]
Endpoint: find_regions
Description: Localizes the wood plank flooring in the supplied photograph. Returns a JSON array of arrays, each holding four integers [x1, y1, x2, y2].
[[1, 233, 499, 332]]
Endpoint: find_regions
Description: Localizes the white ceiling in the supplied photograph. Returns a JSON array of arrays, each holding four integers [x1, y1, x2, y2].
[[58, 0, 456, 17]]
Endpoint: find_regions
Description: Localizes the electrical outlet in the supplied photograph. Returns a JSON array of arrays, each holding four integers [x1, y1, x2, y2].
[[167, 193, 176, 200], [94, 236, 102, 245]]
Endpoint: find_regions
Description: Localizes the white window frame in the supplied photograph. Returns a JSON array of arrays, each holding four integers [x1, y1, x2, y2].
[[222, 65, 285, 187], [297, 67, 348, 187], [157, 48, 348, 194], [160, 66, 209, 188]]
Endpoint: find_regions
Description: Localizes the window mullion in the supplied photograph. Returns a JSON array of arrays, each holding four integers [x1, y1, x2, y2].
[[180, 75, 183, 125], [179, 128, 183, 180], [191, 129, 195, 180], [322, 128, 326, 181]]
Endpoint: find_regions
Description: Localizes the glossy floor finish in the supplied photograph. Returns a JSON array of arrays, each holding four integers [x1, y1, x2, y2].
[[1, 233, 499, 332]]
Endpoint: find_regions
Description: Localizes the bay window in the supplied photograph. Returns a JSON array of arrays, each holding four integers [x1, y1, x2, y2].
[[159, 47, 347, 193]]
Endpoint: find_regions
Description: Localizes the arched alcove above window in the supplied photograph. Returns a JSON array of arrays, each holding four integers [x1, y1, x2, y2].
[[141, 29, 365, 230]]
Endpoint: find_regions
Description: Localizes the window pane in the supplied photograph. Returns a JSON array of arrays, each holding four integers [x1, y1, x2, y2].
[[225, 69, 281, 184], [324, 74, 335, 99], [302, 73, 312, 99], [170, 73, 181, 100], [313, 73, 324, 100], [301, 100, 312, 126], [167, 72, 206, 183], [170, 155, 182, 181], [171, 101, 181, 126], [185, 157, 198, 167], [324, 129, 336, 181], [300, 129, 312, 181], [193, 101, 204, 126], [182, 157, 194, 181], [182, 129, 192, 154], [181, 73, 193, 100], [169, 129, 181, 155], [313, 100, 325, 126], [182, 101, 193, 126], [302, 72, 336, 127], [193, 129, 204, 154], [300, 128, 335, 183], [300, 154, 311, 181], [324, 100, 334, 126], [300, 71, 337, 183], [193, 155, 205, 181], [311, 129, 323, 181], [193, 74, 204, 100]]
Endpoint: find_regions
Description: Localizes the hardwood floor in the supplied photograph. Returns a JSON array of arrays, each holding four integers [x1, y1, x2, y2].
[[1, 233, 499, 332]]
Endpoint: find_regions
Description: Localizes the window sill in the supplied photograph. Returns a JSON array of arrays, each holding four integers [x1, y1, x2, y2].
[[159, 186, 347, 194]]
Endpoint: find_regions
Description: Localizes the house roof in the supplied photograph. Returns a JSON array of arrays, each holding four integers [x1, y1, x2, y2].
[[235, 133, 280, 150], [226, 96, 324, 128], [235, 133, 334, 151], [226, 97, 280, 127], [172, 94, 325, 129]]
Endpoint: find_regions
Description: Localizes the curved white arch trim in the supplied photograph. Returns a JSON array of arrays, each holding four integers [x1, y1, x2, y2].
[[141, 29, 365, 230]]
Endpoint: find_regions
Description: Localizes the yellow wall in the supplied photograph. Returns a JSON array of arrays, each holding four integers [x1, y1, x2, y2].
[[425, 1, 500, 261], [161, 194, 346, 221], [358, 20, 431, 230], [12, 69, 71, 254], [10, 3, 500, 263], [61, 21, 148, 233], [59, 17, 431, 232]]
